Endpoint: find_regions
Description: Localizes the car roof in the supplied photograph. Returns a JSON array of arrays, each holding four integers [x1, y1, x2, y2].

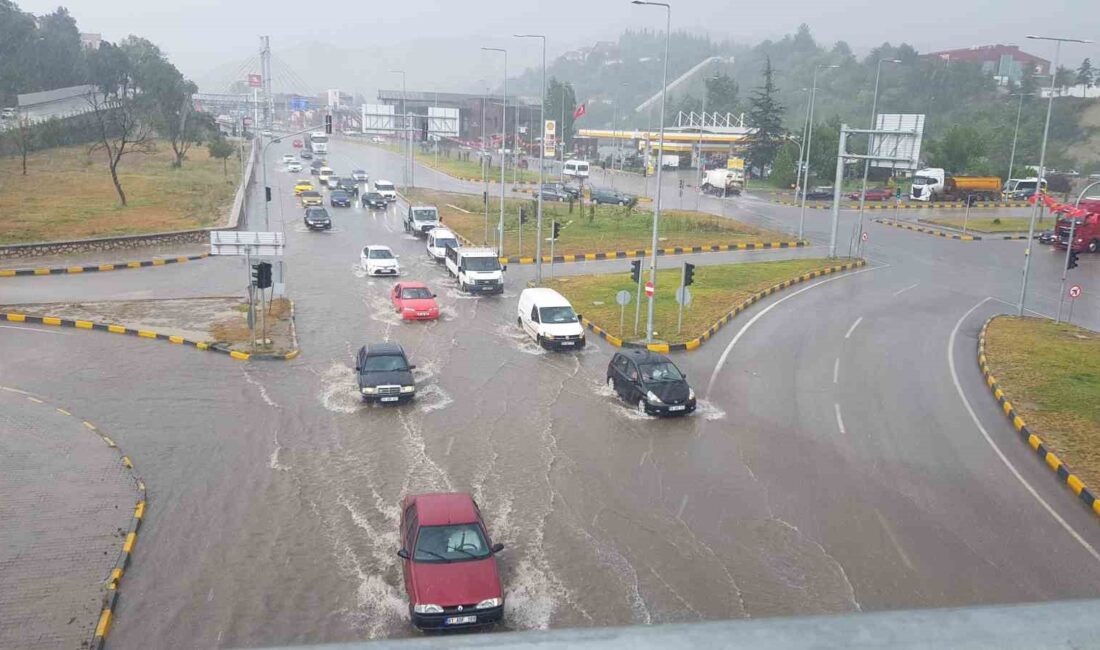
[[301, 191, 320, 196], [375, 179, 393, 184], [296, 179, 312, 184], [427, 227, 455, 236], [412, 493, 479, 526], [364, 341, 406, 356], [399, 280, 429, 289], [411, 205, 436, 210], [365, 244, 392, 251], [617, 348, 670, 364], [521, 287, 571, 307]]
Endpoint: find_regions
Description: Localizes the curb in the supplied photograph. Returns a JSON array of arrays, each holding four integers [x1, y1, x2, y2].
[[775, 200, 1029, 210], [579, 259, 867, 353], [0, 387, 147, 650], [873, 218, 979, 241], [977, 317, 1100, 520], [1, 308, 300, 362], [0, 253, 209, 278]]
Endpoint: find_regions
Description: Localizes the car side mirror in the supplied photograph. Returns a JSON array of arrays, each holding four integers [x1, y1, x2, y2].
[[431, 294, 437, 298], [491, 543, 504, 554], [397, 549, 409, 559], [354, 366, 360, 372], [502, 265, 508, 272], [408, 364, 417, 370]]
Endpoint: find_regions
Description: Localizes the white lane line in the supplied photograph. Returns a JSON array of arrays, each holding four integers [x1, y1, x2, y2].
[[0, 325, 67, 335], [676, 495, 689, 519], [874, 509, 914, 571], [445, 436, 455, 456], [834, 403, 847, 435], [948, 297, 1100, 563], [844, 316, 863, 339], [893, 283, 919, 297], [706, 264, 884, 398], [833, 357, 840, 384]]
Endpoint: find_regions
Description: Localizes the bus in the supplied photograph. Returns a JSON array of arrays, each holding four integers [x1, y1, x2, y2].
[[309, 131, 329, 155]]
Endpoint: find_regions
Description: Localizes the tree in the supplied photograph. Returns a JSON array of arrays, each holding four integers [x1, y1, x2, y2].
[[207, 136, 235, 178], [1077, 58, 1094, 87], [928, 124, 987, 173], [544, 77, 577, 153], [704, 73, 739, 115], [807, 116, 841, 181], [745, 56, 785, 173], [1054, 65, 1075, 89], [120, 36, 200, 167], [770, 141, 799, 188]]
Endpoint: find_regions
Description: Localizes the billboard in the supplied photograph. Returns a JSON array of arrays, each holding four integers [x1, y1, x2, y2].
[[726, 157, 745, 170], [870, 114, 925, 171], [362, 104, 395, 134], [248, 74, 262, 87], [427, 107, 459, 137], [544, 120, 556, 158]]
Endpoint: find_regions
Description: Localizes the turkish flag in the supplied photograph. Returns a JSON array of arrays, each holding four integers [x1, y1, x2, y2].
[[573, 103, 586, 120]]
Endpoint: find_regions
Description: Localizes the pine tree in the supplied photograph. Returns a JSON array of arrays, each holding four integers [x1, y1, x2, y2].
[[745, 56, 785, 175], [1077, 58, 1094, 87]]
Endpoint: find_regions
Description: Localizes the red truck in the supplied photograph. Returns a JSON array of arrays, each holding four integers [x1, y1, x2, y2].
[[1055, 197, 1100, 253]]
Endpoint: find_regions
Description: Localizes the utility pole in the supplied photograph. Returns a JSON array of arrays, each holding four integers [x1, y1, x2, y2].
[[482, 47, 508, 256], [1007, 92, 1033, 186], [515, 34, 548, 282], [799, 64, 838, 241], [856, 58, 901, 245], [482, 89, 489, 244], [391, 70, 407, 192]]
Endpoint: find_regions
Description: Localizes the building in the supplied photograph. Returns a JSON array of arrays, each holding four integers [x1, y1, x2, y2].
[[922, 45, 1050, 85], [373, 90, 542, 144], [79, 32, 101, 50]]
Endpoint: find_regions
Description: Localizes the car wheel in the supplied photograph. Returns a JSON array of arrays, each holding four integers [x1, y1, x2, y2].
[[620, 200, 626, 206], [1089, 239, 1099, 253], [517, 316, 523, 328], [637, 399, 648, 415], [606, 376, 616, 395]]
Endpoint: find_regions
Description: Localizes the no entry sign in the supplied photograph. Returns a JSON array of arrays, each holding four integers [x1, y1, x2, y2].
[[1069, 285, 1082, 299], [644, 281, 654, 298]]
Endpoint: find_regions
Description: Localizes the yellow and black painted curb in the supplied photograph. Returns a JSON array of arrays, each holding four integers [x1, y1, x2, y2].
[[453, 176, 540, 186], [0, 387, 147, 650], [775, 200, 1029, 210], [0, 253, 209, 278], [977, 317, 1100, 520], [873, 218, 979, 241], [580, 259, 867, 353], [1, 310, 300, 362]]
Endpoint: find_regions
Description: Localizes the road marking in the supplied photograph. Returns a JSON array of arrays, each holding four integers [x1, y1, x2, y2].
[[833, 357, 840, 384], [893, 283, 919, 297], [948, 297, 1100, 563], [677, 495, 689, 519], [706, 264, 883, 398], [834, 403, 847, 435], [874, 509, 914, 571], [445, 436, 455, 456], [844, 316, 863, 339], [0, 324, 67, 334]]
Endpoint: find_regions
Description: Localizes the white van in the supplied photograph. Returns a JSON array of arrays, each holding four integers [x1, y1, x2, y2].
[[517, 288, 586, 350], [374, 179, 397, 202], [563, 159, 590, 179], [318, 166, 335, 186], [445, 246, 505, 294], [425, 227, 459, 262]]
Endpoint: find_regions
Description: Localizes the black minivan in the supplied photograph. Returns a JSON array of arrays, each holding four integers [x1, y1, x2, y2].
[[606, 349, 695, 416], [356, 343, 417, 404]]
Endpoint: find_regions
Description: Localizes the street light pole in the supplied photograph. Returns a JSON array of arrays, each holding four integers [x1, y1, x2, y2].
[[515, 34, 547, 283], [794, 88, 810, 197], [390, 70, 407, 192], [482, 88, 489, 243], [799, 64, 838, 241], [1007, 91, 1034, 186], [856, 59, 900, 242], [632, 0, 671, 344], [482, 47, 508, 256], [1017, 34, 1091, 317]]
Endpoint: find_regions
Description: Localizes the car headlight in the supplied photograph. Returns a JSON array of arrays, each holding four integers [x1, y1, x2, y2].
[[400, 385, 415, 393], [361, 387, 376, 395], [403, 307, 415, 312], [476, 598, 502, 609], [544, 334, 555, 340], [688, 388, 696, 400], [646, 391, 663, 404], [413, 603, 443, 614]]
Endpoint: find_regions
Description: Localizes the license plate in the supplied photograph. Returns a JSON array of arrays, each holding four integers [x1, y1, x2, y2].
[[417, 312, 430, 317], [668, 405, 686, 411], [445, 615, 476, 625], [380, 396, 399, 402], [559, 341, 575, 346]]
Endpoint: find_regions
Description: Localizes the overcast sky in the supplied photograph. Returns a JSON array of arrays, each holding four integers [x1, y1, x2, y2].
[[20, 0, 1100, 95]]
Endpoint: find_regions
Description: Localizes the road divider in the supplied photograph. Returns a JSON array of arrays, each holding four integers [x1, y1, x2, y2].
[[873, 219, 978, 241], [0, 253, 209, 278], [978, 317, 1100, 520], [580, 259, 867, 353], [1, 309, 300, 362], [775, 200, 1029, 210]]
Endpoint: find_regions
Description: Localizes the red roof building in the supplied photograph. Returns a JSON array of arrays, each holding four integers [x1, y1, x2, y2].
[[922, 44, 1050, 84]]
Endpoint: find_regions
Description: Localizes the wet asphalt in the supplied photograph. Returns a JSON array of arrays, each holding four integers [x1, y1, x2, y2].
[[1, 137, 1099, 648]]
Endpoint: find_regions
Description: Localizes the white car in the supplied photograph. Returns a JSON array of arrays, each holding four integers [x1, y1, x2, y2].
[[360, 245, 401, 276], [371, 136, 384, 143], [425, 227, 459, 262], [287, 161, 302, 172], [352, 169, 369, 182], [282, 154, 296, 163], [374, 179, 397, 202]]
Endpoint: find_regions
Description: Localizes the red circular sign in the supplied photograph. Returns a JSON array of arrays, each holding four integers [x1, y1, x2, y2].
[[644, 281, 654, 298], [861, 231, 869, 242], [1069, 285, 1082, 298]]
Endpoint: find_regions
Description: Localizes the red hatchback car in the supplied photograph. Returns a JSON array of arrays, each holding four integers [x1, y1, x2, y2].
[[399, 493, 505, 630], [391, 282, 440, 321], [848, 187, 894, 201]]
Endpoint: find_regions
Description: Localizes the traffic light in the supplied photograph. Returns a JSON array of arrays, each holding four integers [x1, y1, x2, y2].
[[683, 262, 696, 286], [265, 186, 271, 202], [630, 259, 642, 283], [1068, 250, 1079, 270], [252, 261, 272, 289], [552, 221, 561, 240], [421, 118, 429, 142], [324, 114, 332, 135], [520, 207, 528, 224]]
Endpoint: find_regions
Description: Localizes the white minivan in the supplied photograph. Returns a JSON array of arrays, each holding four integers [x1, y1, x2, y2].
[[517, 288, 586, 350], [425, 227, 459, 262], [563, 159, 590, 179]]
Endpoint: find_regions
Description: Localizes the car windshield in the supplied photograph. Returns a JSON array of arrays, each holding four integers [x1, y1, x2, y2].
[[368, 249, 393, 259], [540, 306, 577, 324], [913, 176, 933, 186], [639, 362, 684, 382], [366, 192, 383, 200], [401, 287, 433, 299], [361, 354, 407, 372], [331, 191, 348, 198], [413, 209, 438, 221], [464, 256, 500, 272], [414, 524, 490, 562], [301, 191, 319, 197], [434, 238, 457, 250], [376, 183, 394, 191]]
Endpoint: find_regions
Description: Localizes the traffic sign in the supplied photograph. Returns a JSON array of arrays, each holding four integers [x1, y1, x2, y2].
[[861, 231, 869, 242], [644, 281, 654, 298], [615, 290, 632, 306], [675, 287, 693, 306], [1069, 285, 1082, 299]]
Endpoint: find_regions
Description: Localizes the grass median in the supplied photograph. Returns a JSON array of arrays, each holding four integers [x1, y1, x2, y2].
[[0, 141, 240, 244], [922, 216, 1039, 233], [545, 258, 840, 345], [407, 188, 792, 258], [370, 141, 541, 183], [984, 316, 1100, 488]]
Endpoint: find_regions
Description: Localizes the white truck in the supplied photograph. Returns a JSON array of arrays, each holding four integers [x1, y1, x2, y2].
[[403, 205, 440, 236], [700, 168, 744, 196], [445, 246, 506, 294]]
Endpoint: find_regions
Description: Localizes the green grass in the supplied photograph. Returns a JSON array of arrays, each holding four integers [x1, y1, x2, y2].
[[985, 316, 1100, 488], [924, 216, 1039, 233], [371, 142, 541, 183], [546, 258, 841, 345], [0, 141, 240, 244], [407, 188, 793, 258]]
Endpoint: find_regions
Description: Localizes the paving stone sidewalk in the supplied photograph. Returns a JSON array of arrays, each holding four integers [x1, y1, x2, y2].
[[0, 388, 138, 650]]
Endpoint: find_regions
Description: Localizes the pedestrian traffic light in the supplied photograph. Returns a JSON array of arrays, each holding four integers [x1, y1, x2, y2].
[[265, 186, 271, 202], [1068, 250, 1079, 270], [552, 221, 561, 240], [683, 262, 696, 286], [324, 114, 332, 135], [630, 259, 642, 283], [252, 261, 272, 289]]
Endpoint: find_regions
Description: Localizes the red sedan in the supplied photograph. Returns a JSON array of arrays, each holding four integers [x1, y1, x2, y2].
[[398, 493, 505, 630], [848, 187, 895, 201], [391, 282, 440, 321], [292, 139, 303, 148]]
